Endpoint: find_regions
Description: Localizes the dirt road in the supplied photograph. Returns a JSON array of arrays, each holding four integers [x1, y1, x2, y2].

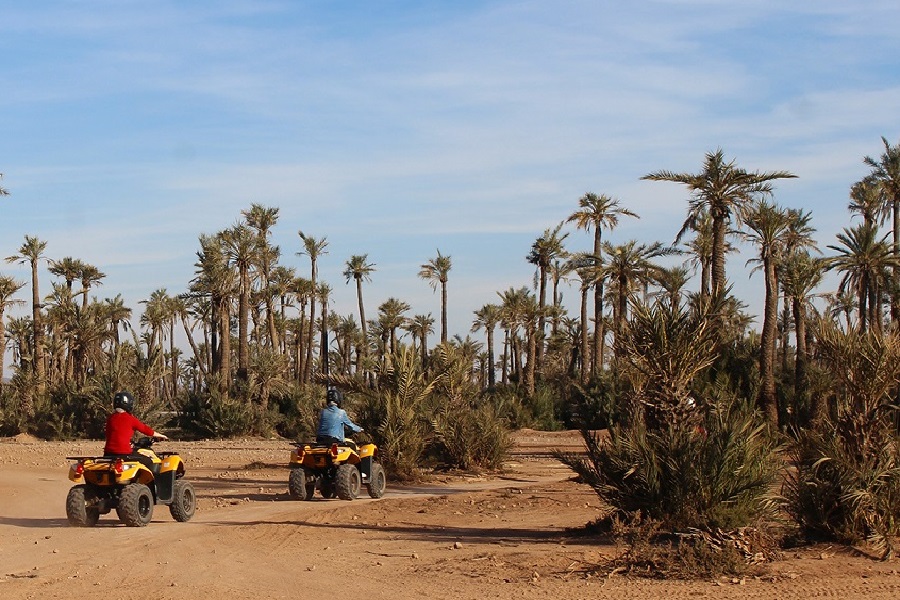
[[1, 430, 899, 599]]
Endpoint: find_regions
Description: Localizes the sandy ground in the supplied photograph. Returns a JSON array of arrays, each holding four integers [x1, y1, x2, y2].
[[1, 429, 899, 600]]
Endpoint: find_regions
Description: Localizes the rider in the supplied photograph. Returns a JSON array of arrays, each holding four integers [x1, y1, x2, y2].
[[104, 390, 168, 464], [316, 387, 363, 446]]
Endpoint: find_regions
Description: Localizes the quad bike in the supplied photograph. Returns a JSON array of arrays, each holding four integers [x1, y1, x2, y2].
[[65, 437, 196, 527], [288, 438, 386, 501]]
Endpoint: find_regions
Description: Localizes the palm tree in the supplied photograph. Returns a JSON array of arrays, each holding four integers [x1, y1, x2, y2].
[[848, 176, 888, 228], [406, 313, 435, 368], [743, 200, 792, 426], [418, 250, 452, 345], [526, 222, 568, 375], [6, 235, 49, 395], [343, 254, 375, 364], [298, 232, 328, 382], [780, 251, 825, 424], [864, 137, 900, 322], [268, 264, 296, 356], [825, 289, 856, 331], [244, 203, 280, 349], [827, 223, 898, 334], [190, 233, 235, 396], [0, 275, 25, 386], [471, 304, 501, 389], [778, 208, 817, 374], [78, 263, 105, 310], [101, 294, 132, 350], [377, 298, 411, 357], [221, 224, 258, 387], [141, 288, 176, 400], [317, 282, 332, 378], [566, 192, 637, 377], [653, 265, 691, 308], [0, 173, 8, 197], [566, 256, 596, 382], [497, 286, 532, 385], [643, 149, 796, 301], [48, 257, 85, 296], [600, 240, 669, 351]]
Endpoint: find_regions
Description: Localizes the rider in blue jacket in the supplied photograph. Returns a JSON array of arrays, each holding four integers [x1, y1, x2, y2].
[[316, 388, 363, 445]]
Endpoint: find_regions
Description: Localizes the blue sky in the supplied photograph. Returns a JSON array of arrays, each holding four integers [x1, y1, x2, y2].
[[1, 1, 899, 349]]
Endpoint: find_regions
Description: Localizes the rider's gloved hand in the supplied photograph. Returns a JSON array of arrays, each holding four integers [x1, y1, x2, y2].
[[153, 432, 169, 440]]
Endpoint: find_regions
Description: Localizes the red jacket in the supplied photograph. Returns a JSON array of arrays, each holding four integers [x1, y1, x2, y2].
[[104, 410, 155, 455]]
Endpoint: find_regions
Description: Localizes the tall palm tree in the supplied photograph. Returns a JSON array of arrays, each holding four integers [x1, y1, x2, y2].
[[268, 264, 296, 356], [48, 257, 85, 296], [418, 250, 452, 345], [566, 192, 637, 377], [298, 232, 328, 383], [743, 200, 792, 426], [0, 173, 8, 197], [78, 263, 105, 310], [827, 223, 898, 334], [653, 265, 691, 308], [566, 256, 596, 382], [864, 136, 900, 322], [406, 313, 435, 368], [377, 297, 411, 357], [780, 251, 825, 424], [600, 240, 669, 351], [317, 282, 332, 378], [102, 294, 132, 350], [221, 224, 259, 387], [643, 149, 796, 301], [291, 276, 314, 381], [848, 176, 888, 228], [141, 288, 176, 400], [471, 304, 501, 389], [6, 235, 49, 395], [526, 222, 568, 375], [244, 203, 280, 349], [343, 254, 375, 364], [0, 275, 25, 386], [191, 233, 235, 396], [497, 286, 532, 385]]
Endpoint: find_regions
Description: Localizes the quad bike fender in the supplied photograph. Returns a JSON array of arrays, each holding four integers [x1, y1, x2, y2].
[[68, 463, 84, 483], [289, 445, 309, 467], [358, 443, 377, 459], [158, 454, 185, 477]]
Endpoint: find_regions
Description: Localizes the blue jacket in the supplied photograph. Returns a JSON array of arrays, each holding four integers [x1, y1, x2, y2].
[[316, 403, 362, 441]]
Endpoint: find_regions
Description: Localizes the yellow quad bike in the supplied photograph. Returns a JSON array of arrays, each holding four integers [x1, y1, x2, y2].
[[65, 437, 196, 527], [288, 439, 386, 501]]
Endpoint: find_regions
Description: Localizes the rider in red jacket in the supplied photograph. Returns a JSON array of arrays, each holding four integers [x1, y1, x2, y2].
[[104, 391, 168, 456]]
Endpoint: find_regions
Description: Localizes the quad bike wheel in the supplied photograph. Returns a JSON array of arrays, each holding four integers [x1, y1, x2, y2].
[[367, 462, 387, 499], [289, 467, 314, 501], [66, 484, 100, 527], [335, 463, 361, 500], [117, 483, 154, 527], [169, 479, 196, 522]]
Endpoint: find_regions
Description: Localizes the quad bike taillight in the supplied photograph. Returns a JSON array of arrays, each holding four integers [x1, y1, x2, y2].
[[74, 461, 84, 476], [330, 444, 339, 458], [114, 459, 124, 474]]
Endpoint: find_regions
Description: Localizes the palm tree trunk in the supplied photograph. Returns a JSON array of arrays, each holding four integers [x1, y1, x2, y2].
[[759, 260, 779, 426], [580, 285, 589, 384]]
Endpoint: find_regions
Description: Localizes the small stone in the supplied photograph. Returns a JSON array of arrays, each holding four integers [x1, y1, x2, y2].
[[453, 541, 463, 549], [411, 553, 419, 560]]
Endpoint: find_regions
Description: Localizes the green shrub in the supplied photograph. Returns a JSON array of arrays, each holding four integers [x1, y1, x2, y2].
[[561, 398, 780, 531], [779, 323, 900, 559]]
